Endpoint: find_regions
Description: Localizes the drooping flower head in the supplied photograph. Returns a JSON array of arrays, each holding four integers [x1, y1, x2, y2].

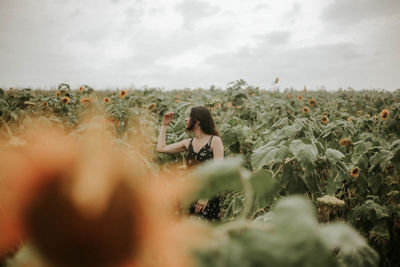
[[321, 115, 329, 124], [301, 107, 309, 113], [61, 97, 70, 104], [350, 167, 360, 178], [380, 109, 389, 120], [120, 90, 128, 98], [339, 138, 352, 147], [308, 98, 316, 107]]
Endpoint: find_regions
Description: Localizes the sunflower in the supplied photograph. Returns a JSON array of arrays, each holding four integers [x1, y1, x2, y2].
[[250, 92, 255, 96], [308, 98, 316, 107], [347, 117, 353, 122], [297, 95, 303, 101], [80, 97, 91, 104], [119, 90, 127, 98], [175, 99, 180, 103], [236, 105, 242, 109], [380, 109, 389, 120], [350, 167, 360, 178], [365, 114, 370, 119], [42, 102, 49, 107], [56, 91, 61, 97], [356, 110, 362, 116], [301, 107, 309, 113], [148, 103, 156, 110], [0, 127, 194, 267], [339, 138, 352, 147], [226, 102, 233, 108], [104, 97, 111, 104], [61, 97, 70, 104], [79, 86, 84, 92], [373, 115, 378, 122], [321, 115, 329, 124]]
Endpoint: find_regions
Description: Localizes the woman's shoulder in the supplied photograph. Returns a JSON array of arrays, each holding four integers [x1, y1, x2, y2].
[[181, 138, 192, 149], [210, 136, 222, 146]]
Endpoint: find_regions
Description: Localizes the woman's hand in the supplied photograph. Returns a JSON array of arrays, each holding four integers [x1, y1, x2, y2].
[[195, 199, 208, 213], [162, 112, 174, 126]]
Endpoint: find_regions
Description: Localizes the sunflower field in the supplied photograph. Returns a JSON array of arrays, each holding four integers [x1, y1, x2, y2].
[[0, 80, 399, 267]]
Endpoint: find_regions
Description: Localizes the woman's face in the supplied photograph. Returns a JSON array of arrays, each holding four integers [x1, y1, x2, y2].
[[185, 115, 190, 129]]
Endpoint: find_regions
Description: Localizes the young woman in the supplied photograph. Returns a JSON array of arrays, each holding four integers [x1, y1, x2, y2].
[[156, 106, 224, 221]]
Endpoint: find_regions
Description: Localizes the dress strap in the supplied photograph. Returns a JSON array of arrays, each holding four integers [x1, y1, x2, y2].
[[207, 136, 214, 146]]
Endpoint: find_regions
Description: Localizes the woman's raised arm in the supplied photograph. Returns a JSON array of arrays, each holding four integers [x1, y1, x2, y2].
[[157, 112, 188, 154]]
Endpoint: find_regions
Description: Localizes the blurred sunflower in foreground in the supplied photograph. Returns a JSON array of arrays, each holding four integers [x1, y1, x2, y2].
[[0, 122, 201, 267]]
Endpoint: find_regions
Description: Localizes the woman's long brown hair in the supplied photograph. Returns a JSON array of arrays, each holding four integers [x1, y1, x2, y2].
[[187, 106, 220, 137]]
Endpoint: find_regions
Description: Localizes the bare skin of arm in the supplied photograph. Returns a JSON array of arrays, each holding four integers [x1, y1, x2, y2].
[[156, 112, 189, 153]]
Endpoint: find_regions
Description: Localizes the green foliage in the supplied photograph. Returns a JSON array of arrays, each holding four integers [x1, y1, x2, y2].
[[2, 82, 399, 266], [194, 196, 378, 267]]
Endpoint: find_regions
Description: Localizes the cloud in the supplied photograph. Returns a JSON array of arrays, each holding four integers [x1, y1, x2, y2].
[[258, 31, 291, 46], [201, 41, 394, 90], [175, 0, 221, 29], [321, 0, 400, 26]]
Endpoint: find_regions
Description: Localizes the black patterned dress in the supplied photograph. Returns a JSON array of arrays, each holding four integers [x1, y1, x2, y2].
[[184, 136, 221, 221]]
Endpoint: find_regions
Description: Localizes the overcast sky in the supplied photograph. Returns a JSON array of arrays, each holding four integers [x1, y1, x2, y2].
[[0, 0, 399, 90]]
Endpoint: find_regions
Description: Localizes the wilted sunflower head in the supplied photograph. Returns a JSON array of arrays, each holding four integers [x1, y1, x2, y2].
[[380, 109, 389, 120], [119, 90, 127, 98], [297, 95, 303, 101], [61, 97, 70, 104], [339, 138, 352, 147], [301, 107, 309, 113], [350, 167, 360, 178], [321, 115, 329, 124], [308, 98, 316, 107]]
